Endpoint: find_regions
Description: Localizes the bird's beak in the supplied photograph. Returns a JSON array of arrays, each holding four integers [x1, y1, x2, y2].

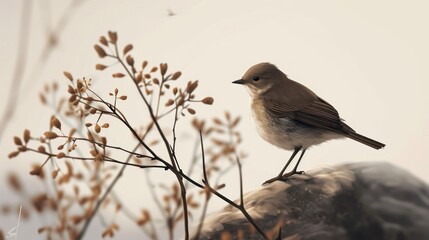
[[232, 79, 245, 85]]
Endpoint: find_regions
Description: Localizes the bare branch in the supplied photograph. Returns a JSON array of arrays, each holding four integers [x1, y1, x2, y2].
[[199, 131, 269, 240]]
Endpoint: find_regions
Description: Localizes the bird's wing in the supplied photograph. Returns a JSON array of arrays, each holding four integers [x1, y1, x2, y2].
[[264, 97, 355, 134]]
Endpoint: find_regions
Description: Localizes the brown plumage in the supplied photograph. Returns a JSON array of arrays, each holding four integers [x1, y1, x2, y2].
[[233, 62, 385, 184]]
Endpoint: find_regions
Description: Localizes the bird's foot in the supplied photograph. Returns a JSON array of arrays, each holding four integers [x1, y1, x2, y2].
[[263, 170, 305, 185], [281, 170, 304, 178], [263, 175, 284, 185]]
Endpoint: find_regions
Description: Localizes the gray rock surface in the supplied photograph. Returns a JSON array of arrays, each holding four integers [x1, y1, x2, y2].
[[190, 162, 429, 240]]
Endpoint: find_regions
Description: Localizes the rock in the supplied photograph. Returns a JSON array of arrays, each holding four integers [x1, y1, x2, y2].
[[190, 162, 429, 240]]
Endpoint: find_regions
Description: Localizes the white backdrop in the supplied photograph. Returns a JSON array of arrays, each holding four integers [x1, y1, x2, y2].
[[1, 0, 428, 239]]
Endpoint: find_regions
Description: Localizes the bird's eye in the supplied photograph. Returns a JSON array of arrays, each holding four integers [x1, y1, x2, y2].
[[252, 76, 260, 81]]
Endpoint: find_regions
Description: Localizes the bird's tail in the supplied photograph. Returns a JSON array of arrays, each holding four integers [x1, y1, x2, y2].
[[347, 132, 385, 150]]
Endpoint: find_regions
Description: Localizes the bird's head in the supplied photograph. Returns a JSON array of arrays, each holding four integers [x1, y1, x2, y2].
[[232, 62, 287, 97]]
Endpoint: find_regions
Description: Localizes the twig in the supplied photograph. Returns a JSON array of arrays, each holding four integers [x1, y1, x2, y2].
[[144, 170, 167, 219], [199, 131, 269, 240], [183, 137, 201, 189], [77, 121, 163, 240], [54, 135, 154, 160], [155, 71, 166, 117], [236, 156, 244, 207], [76, 144, 138, 240], [193, 185, 211, 240], [76, 135, 160, 240], [111, 43, 190, 239], [25, 148, 165, 170]]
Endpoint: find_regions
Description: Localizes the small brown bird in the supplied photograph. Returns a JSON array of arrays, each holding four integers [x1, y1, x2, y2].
[[233, 63, 385, 184]]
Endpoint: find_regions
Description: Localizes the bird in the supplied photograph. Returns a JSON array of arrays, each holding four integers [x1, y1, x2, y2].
[[232, 62, 385, 184]]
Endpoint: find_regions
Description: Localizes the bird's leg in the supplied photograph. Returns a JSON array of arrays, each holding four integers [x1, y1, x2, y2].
[[263, 147, 301, 185], [281, 149, 307, 178]]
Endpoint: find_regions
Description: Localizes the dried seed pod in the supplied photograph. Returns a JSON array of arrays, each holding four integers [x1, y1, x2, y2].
[[126, 55, 134, 66], [29, 166, 42, 176], [44, 84, 50, 93], [135, 72, 142, 83], [136, 209, 150, 226], [13, 136, 23, 146], [39, 93, 47, 105], [177, 97, 185, 106], [160, 63, 168, 75], [95, 124, 101, 133], [51, 116, 61, 130], [51, 170, 59, 179], [44, 131, 58, 139], [68, 144, 77, 152], [171, 71, 181, 80], [99, 36, 108, 46], [17, 146, 27, 152], [95, 153, 104, 161], [213, 118, 223, 125], [232, 117, 241, 127], [225, 111, 231, 121], [187, 108, 196, 115], [191, 118, 205, 130], [102, 228, 114, 238], [118, 96, 127, 100], [95, 64, 108, 70], [186, 81, 198, 93], [90, 149, 97, 156], [165, 99, 174, 107], [37, 146, 46, 153], [63, 71, 73, 81], [52, 82, 58, 91], [67, 85, 76, 94], [123, 44, 133, 55], [94, 45, 107, 58], [202, 97, 214, 105], [142, 61, 148, 69], [23, 129, 30, 144], [8, 151, 19, 159], [108, 31, 117, 44], [76, 81, 83, 90], [112, 73, 125, 78], [68, 128, 76, 141], [215, 183, 226, 190], [65, 161, 73, 175], [68, 94, 77, 103], [56, 152, 66, 159]]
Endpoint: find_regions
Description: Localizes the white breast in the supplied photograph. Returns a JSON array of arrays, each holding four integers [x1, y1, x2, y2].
[[251, 100, 342, 150]]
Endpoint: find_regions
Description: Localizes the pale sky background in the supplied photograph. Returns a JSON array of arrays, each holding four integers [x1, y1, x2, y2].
[[1, 0, 428, 239]]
